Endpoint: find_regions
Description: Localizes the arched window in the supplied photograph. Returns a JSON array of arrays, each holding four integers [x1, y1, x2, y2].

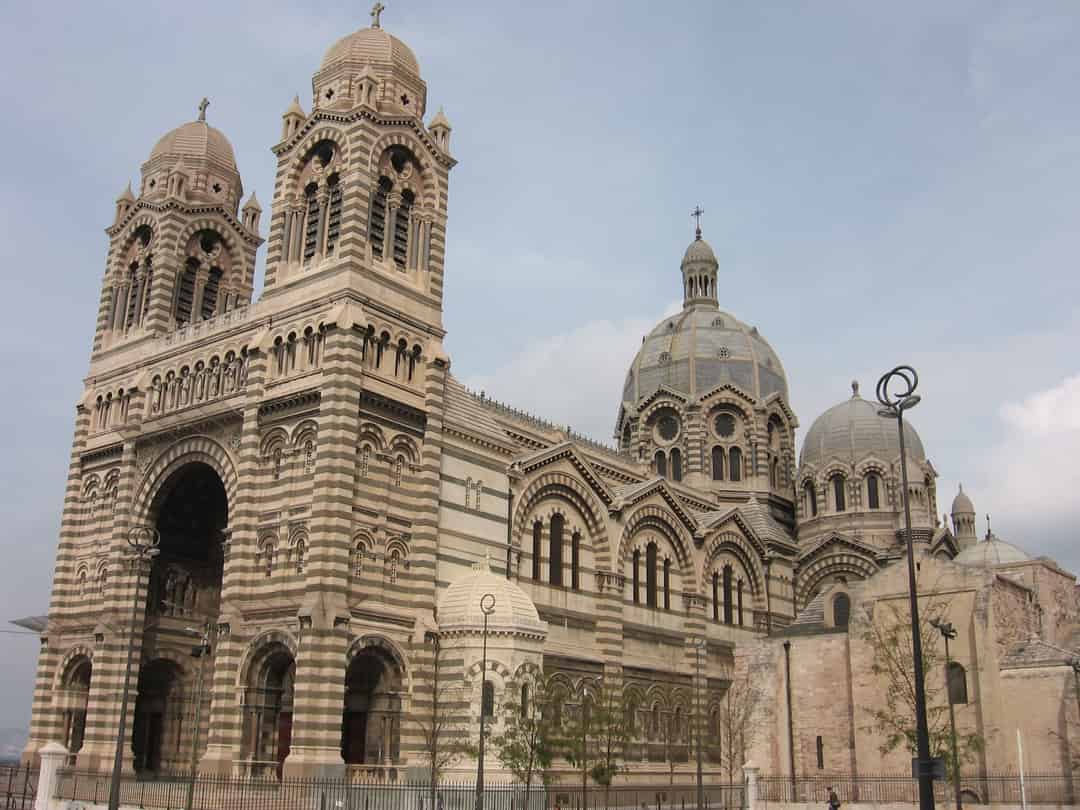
[[663, 558, 671, 610], [770, 457, 779, 488], [655, 451, 667, 479], [294, 540, 306, 575], [632, 549, 641, 603], [737, 580, 744, 626], [571, 531, 581, 591], [832, 475, 846, 512], [521, 684, 529, 719], [646, 542, 658, 608], [393, 455, 404, 487], [368, 176, 391, 257], [833, 593, 851, 628], [325, 174, 342, 255], [867, 473, 881, 509], [712, 572, 720, 621], [482, 680, 494, 718], [175, 258, 198, 325], [729, 447, 742, 482], [393, 190, 414, 268], [670, 448, 682, 482], [302, 184, 320, 261], [711, 446, 724, 481], [804, 481, 818, 517], [722, 565, 733, 624], [532, 521, 542, 581], [549, 514, 564, 586], [947, 662, 968, 705]]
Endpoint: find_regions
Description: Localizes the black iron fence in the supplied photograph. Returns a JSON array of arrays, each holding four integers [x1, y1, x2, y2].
[[54, 771, 745, 810], [0, 764, 37, 809], [757, 773, 1077, 806]]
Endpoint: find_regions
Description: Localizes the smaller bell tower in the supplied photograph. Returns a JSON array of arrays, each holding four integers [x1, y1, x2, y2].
[[93, 100, 262, 355]]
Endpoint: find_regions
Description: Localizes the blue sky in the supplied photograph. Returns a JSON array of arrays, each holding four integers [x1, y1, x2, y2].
[[0, 1, 1078, 737]]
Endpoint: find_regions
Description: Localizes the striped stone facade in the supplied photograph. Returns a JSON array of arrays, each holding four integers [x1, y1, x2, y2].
[[24, 17, 812, 784]]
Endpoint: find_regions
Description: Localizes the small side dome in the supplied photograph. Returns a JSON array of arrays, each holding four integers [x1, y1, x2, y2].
[[800, 384, 926, 468], [951, 484, 974, 515], [437, 556, 545, 636], [953, 531, 1031, 567]]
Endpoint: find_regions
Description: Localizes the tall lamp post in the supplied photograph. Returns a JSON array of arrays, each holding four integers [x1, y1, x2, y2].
[[692, 637, 707, 810], [930, 619, 961, 810], [108, 526, 161, 810], [475, 593, 496, 810], [876, 365, 934, 810], [183, 623, 213, 810]]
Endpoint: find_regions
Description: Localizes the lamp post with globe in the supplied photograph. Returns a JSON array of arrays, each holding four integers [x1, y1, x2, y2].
[[108, 526, 161, 810], [475, 593, 496, 810], [876, 365, 934, 810]]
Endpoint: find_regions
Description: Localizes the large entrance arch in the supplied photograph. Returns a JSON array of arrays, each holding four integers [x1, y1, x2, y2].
[[131, 459, 229, 775], [57, 655, 92, 757], [341, 647, 403, 767]]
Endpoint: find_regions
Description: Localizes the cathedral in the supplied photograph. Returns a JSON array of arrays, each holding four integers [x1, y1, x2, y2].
[[24, 7, 1080, 788]]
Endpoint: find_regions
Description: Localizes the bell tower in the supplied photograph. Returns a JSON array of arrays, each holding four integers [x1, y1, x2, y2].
[[95, 100, 262, 355], [261, 7, 455, 339]]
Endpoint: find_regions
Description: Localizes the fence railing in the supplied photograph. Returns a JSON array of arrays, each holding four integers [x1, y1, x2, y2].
[[54, 771, 745, 810], [0, 763, 37, 809], [756, 773, 1077, 806]]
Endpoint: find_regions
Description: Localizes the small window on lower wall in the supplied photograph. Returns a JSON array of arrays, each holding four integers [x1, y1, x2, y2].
[[482, 680, 494, 717], [816, 735, 824, 769]]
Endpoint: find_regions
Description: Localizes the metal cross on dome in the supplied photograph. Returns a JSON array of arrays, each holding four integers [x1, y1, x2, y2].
[[371, 1, 385, 28], [691, 205, 704, 238]]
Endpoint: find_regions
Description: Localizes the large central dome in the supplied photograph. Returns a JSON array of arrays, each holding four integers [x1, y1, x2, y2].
[[620, 230, 788, 415]]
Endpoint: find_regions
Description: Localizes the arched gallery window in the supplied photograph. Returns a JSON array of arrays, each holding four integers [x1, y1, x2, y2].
[[722, 565, 733, 625], [645, 542, 658, 608], [832, 474, 846, 512], [663, 558, 671, 610], [632, 549, 641, 603], [532, 521, 542, 581], [571, 531, 581, 591], [482, 680, 494, 718], [712, 572, 720, 621], [805, 481, 818, 517], [670, 448, 682, 482], [867, 473, 881, 509], [728, 448, 742, 482], [549, 514, 564, 586], [712, 446, 724, 481], [655, 451, 667, 479]]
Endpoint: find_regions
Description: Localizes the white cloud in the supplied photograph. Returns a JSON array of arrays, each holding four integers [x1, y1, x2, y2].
[[463, 303, 680, 443]]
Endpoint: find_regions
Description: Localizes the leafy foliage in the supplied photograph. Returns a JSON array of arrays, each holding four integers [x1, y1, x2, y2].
[[716, 673, 760, 785], [490, 669, 557, 792]]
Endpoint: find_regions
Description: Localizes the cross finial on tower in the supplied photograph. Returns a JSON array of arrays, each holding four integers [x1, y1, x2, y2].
[[851, 380, 860, 397], [371, 1, 385, 28], [691, 205, 704, 240], [197, 97, 209, 122]]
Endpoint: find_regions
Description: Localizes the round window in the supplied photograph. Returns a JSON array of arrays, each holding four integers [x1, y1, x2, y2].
[[714, 413, 736, 438], [657, 415, 680, 441]]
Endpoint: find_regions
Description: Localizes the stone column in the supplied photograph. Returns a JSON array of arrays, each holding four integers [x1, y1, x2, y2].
[[384, 193, 401, 263], [283, 301, 364, 778], [199, 344, 270, 775], [316, 187, 331, 258], [190, 266, 209, 323], [281, 207, 294, 265]]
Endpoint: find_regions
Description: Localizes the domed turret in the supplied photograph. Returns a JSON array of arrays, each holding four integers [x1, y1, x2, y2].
[[951, 484, 977, 549], [140, 99, 242, 209], [311, 6, 427, 118], [681, 211, 719, 309], [437, 556, 545, 637]]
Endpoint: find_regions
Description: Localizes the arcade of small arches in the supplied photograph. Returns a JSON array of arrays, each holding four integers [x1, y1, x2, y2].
[[368, 144, 435, 273], [147, 349, 250, 419], [801, 469, 887, 518]]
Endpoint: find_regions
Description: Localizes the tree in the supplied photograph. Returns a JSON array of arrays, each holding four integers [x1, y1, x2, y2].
[[717, 673, 760, 788], [490, 670, 557, 803], [861, 593, 983, 776], [411, 636, 477, 810], [561, 679, 630, 807]]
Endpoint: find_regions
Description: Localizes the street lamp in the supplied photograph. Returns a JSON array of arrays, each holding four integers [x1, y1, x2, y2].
[[692, 637, 707, 810], [475, 593, 496, 810], [930, 618, 961, 810], [184, 623, 213, 810], [108, 526, 160, 810], [876, 365, 934, 810]]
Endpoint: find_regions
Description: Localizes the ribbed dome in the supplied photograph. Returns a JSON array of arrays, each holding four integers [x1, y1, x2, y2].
[[622, 307, 788, 409], [952, 485, 974, 515], [437, 557, 545, 636], [682, 237, 718, 267], [148, 121, 237, 171], [954, 533, 1031, 566], [800, 386, 926, 467], [321, 26, 421, 77]]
